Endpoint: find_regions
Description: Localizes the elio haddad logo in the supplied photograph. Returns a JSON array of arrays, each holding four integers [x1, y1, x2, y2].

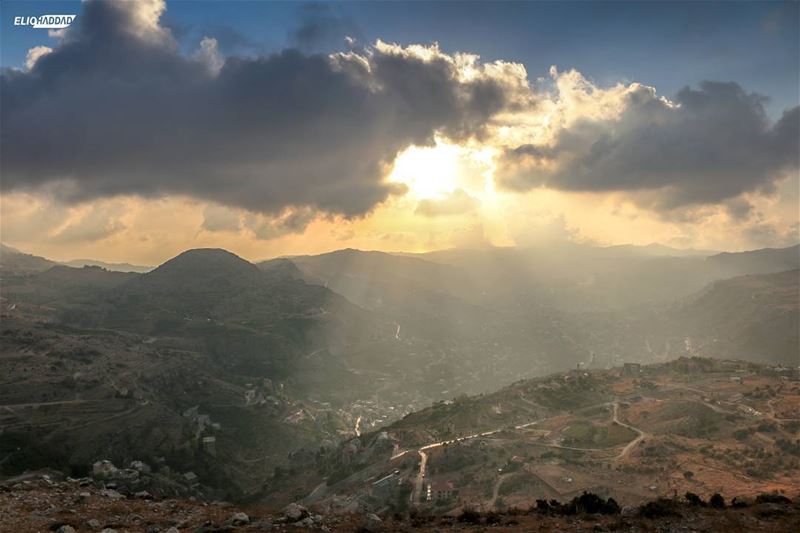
[[13, 14, 76, 29]]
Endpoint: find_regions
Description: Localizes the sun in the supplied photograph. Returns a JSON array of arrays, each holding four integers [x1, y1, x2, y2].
[[388, 142, 462, 200]]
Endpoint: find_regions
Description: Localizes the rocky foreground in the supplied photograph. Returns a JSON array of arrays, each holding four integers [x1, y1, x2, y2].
[[3, 472, 800, 533]]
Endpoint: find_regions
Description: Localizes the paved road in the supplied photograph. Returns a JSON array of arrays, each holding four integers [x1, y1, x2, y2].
[[412, 451, 428, 503], [0, 399, 97, 409], [404, 420, 545, 504], [400, 399, 654, 504]]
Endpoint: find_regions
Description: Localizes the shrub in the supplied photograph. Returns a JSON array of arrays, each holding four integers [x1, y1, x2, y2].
[[733, 429, 750, 441], [457, 508, 481, 524], [484, 511, 502, 525], [639, 498, 680, 518], [755, 492, 792, 504], [709, 493, 725, 509], [685, 492, 706, 507], [561, 492, 621, 515], [731, 497, 750, 508]]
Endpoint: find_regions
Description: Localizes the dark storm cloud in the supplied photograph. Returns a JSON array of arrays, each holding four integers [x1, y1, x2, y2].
[[1, 0, 518, 218], [497, 82, 799, 211]]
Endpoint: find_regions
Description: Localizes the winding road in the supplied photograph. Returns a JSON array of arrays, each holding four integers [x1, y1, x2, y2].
[[398, 400, 652, 504], [612, 401, 647, 461]]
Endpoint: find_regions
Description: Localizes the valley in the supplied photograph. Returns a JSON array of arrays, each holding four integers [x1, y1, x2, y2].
[[0, 243, 798, 513]]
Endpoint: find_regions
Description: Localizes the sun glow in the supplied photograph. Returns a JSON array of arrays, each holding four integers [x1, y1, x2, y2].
[[388, 142, 462, 199]]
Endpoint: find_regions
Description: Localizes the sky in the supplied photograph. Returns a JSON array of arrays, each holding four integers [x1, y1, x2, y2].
[[1, 0, 798, 265]]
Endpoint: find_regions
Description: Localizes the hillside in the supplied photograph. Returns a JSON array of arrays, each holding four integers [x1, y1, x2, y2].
[[277, 358, 800, 516], [707, 245, 800, 276], [668, 270, 799, 365], [0, 249, 394, 499], [0, 244, 58, 275]]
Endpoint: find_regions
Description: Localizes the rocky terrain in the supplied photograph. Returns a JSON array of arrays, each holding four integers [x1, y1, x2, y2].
[[2, 472, 799, 532]]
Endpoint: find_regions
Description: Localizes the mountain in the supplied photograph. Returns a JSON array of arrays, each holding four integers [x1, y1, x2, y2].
[[120, 248, 264, 295], [413, 243, 800, 311], [667, 269, 799, 365], [0, 249, 389, 498], [63, 259, 152, 273], [265, 249, 592, 394], [0, 243, 58, 275], [1, 244, 153, 275], [706, 244, 800, 276], [268, 248, 471, 310], [95, 249, 385, 384], [600, 242, 716, 257]]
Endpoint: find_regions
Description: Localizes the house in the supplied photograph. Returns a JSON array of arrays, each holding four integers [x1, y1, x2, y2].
[[623, 363, 641, 376], [201, 436, 216, 456], [427, 480, 459, 502]]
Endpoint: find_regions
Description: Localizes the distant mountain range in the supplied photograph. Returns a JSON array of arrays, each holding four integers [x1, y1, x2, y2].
[[1, 242, 797, 499], [62, 259, 152, 273], [0, 244, 152, 274]]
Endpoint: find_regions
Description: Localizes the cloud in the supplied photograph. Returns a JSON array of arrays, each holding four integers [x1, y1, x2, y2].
[[51, 203, 126, 244], [724, 197, 755, 221], [496, 71, 799, 212], [200, 24, 263, 55], [192, 36, 224, 75], [507, 211, 579, 247], [201, 204, 241, 233], [1, 0, 525, 220], [25, 46, 53, 70], [243, 209, 317, 240], [289, 3, 362, 52], [741, 221, 799, 248], [416, 188, 479, 217]]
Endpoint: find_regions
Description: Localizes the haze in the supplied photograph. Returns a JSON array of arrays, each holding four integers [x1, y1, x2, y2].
[[1, 1, 799, 530]]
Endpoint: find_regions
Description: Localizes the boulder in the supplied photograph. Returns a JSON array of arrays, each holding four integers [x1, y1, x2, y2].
[[296, 517, 315, 528], [99, 488, 124, 500], [283, 502, 309, 523], [362, 513, 382, 532], [129, 460, 152, 473], [226, 512, 249, 526], [92, 460, 118, 478]]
